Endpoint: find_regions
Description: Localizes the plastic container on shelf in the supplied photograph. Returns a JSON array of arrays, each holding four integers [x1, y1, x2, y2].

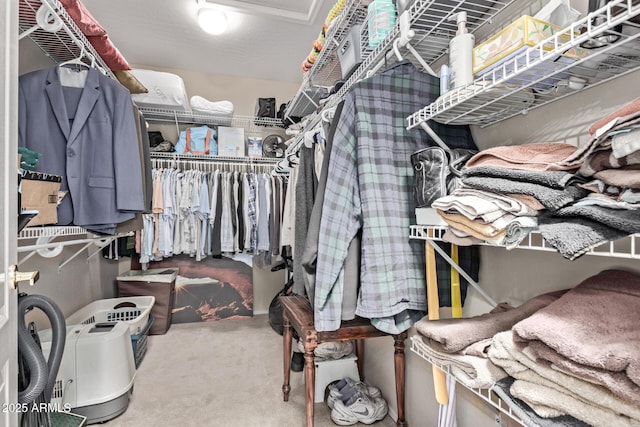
[[367, 0, 396, 49]]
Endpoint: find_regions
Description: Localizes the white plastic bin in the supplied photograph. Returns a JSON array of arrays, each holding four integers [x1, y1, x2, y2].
[[66, 296, 155, 336]]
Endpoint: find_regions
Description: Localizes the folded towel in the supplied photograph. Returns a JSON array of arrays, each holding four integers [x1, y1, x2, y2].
[[537, 216, 627, 260], [552, 116, 640, 170], [513, 269, 640, 388], [510, 379, 640, 427], [433, 188, 539, 222], [589, 97, 640, 136], [492, 377, 591, 427], [437, 211, 507, 243], [502, 217, 538, 249], [463, 166, 583, 189], [505, 193, 546, 211], [415, 290, 566, 353], [528, 340, 640, 406], [413, 336, 507, 389], [595, 167, 640, 189], [464, 143, 579, 171], [462, 176, 588, 211], [550, 204, 640, 235], [489, 332, 640, 427], [611, 127, 640, 159], [578, 148, 640, 177]]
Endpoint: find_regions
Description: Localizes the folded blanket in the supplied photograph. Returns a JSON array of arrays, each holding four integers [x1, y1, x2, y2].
[[464, 143, 579, 171], [414, 290, 566, 353], [413, 336, 507, 389], [461, 176, 588, 211], [528, 340, 640, 406], [589, 96, 640, 136], [512, 269, 640, 388], [492, 377, 591, 427], [489, 332, 640, 426], [190, 96, 234, 115], [538, 216, 627, 260]]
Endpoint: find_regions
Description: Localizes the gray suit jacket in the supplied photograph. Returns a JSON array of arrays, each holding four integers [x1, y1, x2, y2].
[[18, 67, 144, 234]]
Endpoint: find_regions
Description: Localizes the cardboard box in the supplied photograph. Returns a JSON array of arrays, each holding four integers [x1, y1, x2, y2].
[[20, 173, 63, 226], [217, 127, 246, 157], [473, 15, 588, 76]]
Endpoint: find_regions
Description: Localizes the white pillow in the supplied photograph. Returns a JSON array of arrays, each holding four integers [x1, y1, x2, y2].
[[190, 96, 234, 115], [130, 69, 190, 111]]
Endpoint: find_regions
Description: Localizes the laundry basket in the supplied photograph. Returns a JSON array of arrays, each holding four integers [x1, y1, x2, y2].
[[66, 296, 155, 336], [117, 268, 178, 335]]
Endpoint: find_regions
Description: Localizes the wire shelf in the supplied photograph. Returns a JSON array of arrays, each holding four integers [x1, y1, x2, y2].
[[410, 336, 526, 427], [18, 0, 115, 79], [18, 226, 89, 240], [138, 106, 284, 130], [410, 224, 640, 260], [149, 152, 281, 164], [407, 0, 640, 128]]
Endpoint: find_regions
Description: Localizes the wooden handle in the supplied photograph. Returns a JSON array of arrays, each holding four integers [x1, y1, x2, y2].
[[451, 244, 462, 319], [425, 240, 448, 405]]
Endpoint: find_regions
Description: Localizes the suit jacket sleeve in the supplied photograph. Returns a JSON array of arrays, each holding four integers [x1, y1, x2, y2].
[[113, 94, 145, 212]]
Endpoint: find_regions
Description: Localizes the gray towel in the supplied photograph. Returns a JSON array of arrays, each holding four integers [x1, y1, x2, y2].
[[538, 216, 627, 260], [463, 166, 584, 189], [551, 204, 640, 234], [415, 290, 566, 353], [462, 176, 588, 211]]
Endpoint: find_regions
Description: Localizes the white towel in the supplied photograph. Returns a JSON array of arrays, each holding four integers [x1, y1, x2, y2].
[[489, 332, 640, 426]]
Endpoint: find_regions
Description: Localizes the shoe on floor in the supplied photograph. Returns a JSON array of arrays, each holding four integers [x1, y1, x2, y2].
[[326, 377, 381, 409], [330, 390, 388, 425], [297, 339, 354, 361], [291, 351, 304, 372]]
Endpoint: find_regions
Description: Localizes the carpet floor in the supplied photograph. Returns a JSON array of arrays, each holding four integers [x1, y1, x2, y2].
[[103, 314, 396, 427]]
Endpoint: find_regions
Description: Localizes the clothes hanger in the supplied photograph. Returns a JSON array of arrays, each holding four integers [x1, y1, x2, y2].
[[58, 45, 92, 71]]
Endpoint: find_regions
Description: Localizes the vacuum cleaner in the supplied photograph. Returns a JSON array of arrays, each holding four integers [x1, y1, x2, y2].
[[17, 293, 66, 427]]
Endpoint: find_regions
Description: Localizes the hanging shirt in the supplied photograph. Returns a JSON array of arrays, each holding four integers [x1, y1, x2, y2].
[[314, 60, 478, 334]]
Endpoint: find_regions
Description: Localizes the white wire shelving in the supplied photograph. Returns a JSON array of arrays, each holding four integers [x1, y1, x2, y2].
[[410, 336, 526, 427], [18, 0, 115, 79], [138, 106, 285, 131], [407, 0, 640, 129], [410, 224, 640, 260], [284, 0, 370, 119], [285, 0, 517, 154]]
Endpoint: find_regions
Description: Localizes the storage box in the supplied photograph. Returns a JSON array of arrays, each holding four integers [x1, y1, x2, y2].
[[117, 268, 179, 335], [217, 126, 246, 157], [19, 171, 64, 226], [473, 16, 588, 76]]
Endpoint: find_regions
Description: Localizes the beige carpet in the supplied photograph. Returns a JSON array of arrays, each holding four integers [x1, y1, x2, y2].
[[103, 315, 396, 427]]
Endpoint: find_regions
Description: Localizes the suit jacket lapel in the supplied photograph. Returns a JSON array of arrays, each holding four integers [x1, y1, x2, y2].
[[68, 68, 101, 145], [44, 67, 70, 139]]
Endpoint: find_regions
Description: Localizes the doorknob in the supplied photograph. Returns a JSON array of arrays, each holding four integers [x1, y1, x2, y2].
[[0, 265, 40, 290]]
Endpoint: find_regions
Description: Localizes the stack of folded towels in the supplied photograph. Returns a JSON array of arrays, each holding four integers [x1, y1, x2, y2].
[[413, 268, 640, 427]]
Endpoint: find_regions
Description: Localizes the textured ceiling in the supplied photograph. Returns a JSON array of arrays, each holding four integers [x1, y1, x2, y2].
[[81, 0, 336, 84]]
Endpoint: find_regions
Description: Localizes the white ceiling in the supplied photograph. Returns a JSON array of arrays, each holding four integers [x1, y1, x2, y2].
[[81, 0, 336, 84]]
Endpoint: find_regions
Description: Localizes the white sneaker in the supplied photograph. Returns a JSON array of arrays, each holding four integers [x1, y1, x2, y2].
[[330, 391, 388, 425], [327, 377, 381, 409]]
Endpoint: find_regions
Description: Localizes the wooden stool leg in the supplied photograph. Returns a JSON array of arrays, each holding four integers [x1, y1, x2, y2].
[[394, 332, 408, 427], [355, 339, 365, 380], [282, 319, 292, 401], [303, 331, 318, 427]]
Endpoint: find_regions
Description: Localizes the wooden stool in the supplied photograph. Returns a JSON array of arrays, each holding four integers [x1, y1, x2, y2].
[[280, 295, 408, 427]]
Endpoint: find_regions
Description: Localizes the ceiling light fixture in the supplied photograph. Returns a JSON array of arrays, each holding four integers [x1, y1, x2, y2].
[[197, 1, 229, 35]]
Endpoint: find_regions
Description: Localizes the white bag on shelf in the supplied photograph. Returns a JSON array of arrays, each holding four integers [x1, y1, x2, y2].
[[534, 0, 581, 28]]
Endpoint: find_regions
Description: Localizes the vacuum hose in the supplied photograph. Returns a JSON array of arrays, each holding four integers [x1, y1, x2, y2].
[[17, 294, 66, 404]]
